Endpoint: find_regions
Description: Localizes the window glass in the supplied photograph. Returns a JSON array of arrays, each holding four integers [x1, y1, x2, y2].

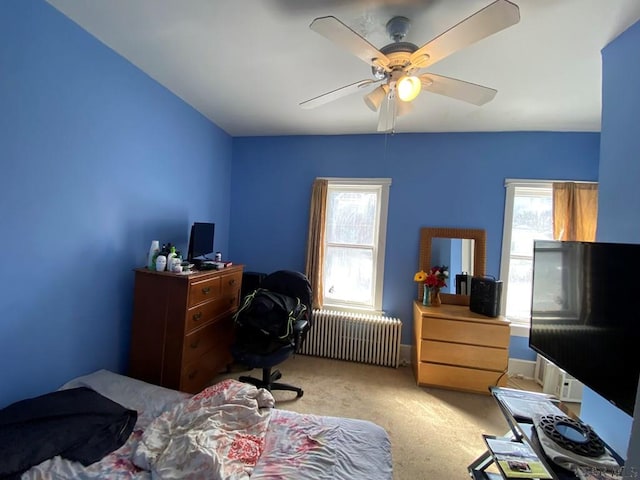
[[502, 184, 553, 327], [505, 257, 534, 322], [326, 190, 376, 245], [511, 192, 553, 256], [323, 246, 373, 304], [321, 180, 390, 312]]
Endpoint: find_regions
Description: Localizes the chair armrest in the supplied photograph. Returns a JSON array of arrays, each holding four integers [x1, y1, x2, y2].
[[294, 319, 309, 333], [293, 319, 309, 353]]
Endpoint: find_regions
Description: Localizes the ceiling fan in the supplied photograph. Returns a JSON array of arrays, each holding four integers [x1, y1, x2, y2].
[[299, 0, 520, 132]]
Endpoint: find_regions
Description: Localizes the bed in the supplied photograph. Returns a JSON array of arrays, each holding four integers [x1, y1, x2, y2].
[[17, 370, 392, 479]]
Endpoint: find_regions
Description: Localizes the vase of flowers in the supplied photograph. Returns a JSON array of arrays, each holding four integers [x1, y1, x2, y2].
[[422, 282, 430, 305], [414, 265, 449, 307], [429, 286, 442, 307]]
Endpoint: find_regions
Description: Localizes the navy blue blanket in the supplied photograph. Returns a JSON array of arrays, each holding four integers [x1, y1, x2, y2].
[[0, 386, 137, 479]]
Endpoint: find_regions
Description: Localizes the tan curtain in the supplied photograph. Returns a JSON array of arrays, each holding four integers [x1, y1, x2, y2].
[[553, 182, 598, 241], [305, 179, 328, 309]]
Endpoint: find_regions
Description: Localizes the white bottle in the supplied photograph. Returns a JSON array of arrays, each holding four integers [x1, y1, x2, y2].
[[166, 246, 177, 272], [171, 258, 182, 272], [155, 255, 167, 272], [147, 240, 160, 270]]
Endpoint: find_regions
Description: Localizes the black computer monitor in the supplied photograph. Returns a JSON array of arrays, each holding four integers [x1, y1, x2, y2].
[[187, 222, 215, 261]]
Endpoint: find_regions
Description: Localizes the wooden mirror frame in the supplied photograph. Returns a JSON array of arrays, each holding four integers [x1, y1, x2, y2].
[[418, 227, 487, 306]]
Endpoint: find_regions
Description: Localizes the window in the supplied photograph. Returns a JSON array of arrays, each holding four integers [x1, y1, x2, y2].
[[531, 242, 581, 320], [322, 179, 390, 312], [499, 181, 553, 335]]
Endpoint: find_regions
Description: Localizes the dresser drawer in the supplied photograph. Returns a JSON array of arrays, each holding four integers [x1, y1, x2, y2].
[[183, 320, 222, 365], [221, 271, 242, 313], [179, 355, 220, 394], [185, 297, 231, 332], [421, 317, 509, 348], [180, 328, 233, 394], [417, 362, 508, 394], [188, 276, 222, 307], [420, 340, 508, 372], [222, 271, 242, 296]]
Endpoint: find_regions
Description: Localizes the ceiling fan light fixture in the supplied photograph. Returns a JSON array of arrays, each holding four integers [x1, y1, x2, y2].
[[364, 84, 389, 111], [396, 98, 414, 117], [397, 75, 421, 102]]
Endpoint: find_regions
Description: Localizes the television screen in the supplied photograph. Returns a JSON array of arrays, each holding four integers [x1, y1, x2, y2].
[[187, 222, 215, 260], [530, 240, 640, 417]]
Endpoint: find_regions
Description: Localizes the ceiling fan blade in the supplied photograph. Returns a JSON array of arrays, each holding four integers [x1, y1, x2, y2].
[[410, 0, 520, 69], [377, 91, 397, 132], [310, 16, 391, 70], [420, 73, 497, 106], [300, 79, 379, 110]]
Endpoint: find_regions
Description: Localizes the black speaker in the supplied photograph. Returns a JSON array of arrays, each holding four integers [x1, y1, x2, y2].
[[470, 276, 503, 317]]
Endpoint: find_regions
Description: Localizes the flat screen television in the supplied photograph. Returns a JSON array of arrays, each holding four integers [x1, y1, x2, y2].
[[187, 222, 215, 261], [530, 240, 640, 417]]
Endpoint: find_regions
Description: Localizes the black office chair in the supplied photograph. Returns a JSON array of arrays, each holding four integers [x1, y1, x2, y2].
[[231, 270, 312, 398]]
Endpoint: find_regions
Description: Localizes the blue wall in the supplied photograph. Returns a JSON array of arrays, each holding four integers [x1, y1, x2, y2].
[[579, 18, 640, 462], [4, 4, 635, 465], [0, 0, 232, 408], [230, 132, 599, 347]]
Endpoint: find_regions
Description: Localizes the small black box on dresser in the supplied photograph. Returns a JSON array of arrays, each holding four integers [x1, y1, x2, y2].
[[470, 276, 503, 317]]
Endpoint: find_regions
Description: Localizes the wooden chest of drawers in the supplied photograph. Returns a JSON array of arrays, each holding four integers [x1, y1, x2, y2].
[[413, 301, 510, 394], [129, 265, 243, 393]]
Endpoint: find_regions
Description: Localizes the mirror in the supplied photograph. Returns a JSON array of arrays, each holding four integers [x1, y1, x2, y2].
[[431, 237, 476, 292], [418, 227, 487, 306]]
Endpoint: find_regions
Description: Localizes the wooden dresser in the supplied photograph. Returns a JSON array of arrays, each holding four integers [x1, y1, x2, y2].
[[129, 265, 243, 394], [413, 301, 510, 394]]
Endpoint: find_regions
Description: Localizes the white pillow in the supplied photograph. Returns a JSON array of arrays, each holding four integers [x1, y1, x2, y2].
[[60, 369, 190, 420]]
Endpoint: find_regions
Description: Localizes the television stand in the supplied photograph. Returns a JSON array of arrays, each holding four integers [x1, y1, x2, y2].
[[469, 387, 624, 479]]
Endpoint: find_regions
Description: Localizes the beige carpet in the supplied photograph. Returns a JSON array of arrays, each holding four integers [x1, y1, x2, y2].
[[216, 355, 525, 480]]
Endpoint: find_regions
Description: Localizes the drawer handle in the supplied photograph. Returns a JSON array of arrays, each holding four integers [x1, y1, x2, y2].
[[229, 296, 236, 305], [201, 287, 211, 295], [193, 312, 202, 321], [188, 370, 197, 380], [228, 279, 236, 286], [190, 340, 199, 349]]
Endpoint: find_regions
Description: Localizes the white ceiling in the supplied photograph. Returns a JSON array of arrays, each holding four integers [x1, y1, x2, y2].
[[46, 0, 640, 137]]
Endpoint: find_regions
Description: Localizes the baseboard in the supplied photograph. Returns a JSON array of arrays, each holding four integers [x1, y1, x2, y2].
[[508, 358, 536, 380], [400, 344, 412, 367]]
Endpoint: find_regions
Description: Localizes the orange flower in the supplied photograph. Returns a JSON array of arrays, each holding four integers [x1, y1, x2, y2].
[[413, 270, 427, 282]]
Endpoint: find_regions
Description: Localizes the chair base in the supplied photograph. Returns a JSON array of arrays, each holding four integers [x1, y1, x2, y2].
[[239, 367, 304, 398]]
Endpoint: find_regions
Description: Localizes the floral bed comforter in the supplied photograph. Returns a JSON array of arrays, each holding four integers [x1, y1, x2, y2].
[[132, 379, 274, 479], [252, 410, 392, 479], [21, 370, 392, 480]]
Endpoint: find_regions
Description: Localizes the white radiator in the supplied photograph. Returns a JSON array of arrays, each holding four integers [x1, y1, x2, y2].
[[299, 309, 402, 368]]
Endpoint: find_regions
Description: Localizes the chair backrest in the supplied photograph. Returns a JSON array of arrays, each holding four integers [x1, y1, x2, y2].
[[260, 270, 312, 324], [232, 270, 312, 356]]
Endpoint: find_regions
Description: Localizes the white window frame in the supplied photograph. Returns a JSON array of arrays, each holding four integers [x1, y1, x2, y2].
[[321, 177, 391, 314], [500, 179, 553, 337]]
